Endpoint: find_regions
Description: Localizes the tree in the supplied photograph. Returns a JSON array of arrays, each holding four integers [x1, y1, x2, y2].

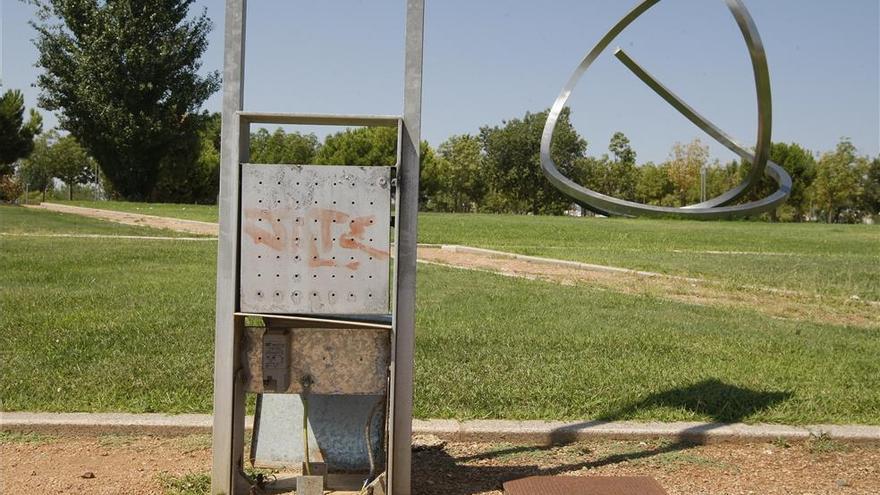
[[0, 89, 43, 174], [665, 139, 708, 206], [769, 143, 816, 221], [52, 135, 96, 200], [861, 157, 880, 219], [18, 130, 95, 200], [635, 162, 674, 205], [606, 133, 639, 201], [705, 160, 740, 202], [314, 126, 398, 167], [250, 128, 319, 164], [809, 139, 867, 223], [608, 131, 636, 166], [480, 108, 586, 215], [18, 131, 58, 201], [421, 134, 485, 212], [31, 0, 220, 200], [738, 142, 816, 221], [152, 111, 221, 203]]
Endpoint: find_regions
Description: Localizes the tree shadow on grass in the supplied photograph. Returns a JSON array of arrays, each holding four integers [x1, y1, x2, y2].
[[412, 379, 792, 495]]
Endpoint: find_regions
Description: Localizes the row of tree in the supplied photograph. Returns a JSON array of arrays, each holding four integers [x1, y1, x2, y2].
[[425, 110, 879, 223], [4, 94, 878, 223], [2, 0, 877, 223]]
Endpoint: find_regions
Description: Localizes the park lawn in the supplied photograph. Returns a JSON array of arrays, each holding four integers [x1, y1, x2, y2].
[[54, 201, 879, 300], [1, 207, 879, 424], [0, 205, 199, 237], [419, 213, 880, 301], [61, 200, 219, 223]]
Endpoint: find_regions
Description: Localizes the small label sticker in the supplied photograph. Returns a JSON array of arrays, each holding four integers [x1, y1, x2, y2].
[[263, 335, 287, 370]]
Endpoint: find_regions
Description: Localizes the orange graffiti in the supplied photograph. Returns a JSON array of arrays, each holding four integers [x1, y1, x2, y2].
[[340, 215, 390, 259], [243, 208, 286, 251]]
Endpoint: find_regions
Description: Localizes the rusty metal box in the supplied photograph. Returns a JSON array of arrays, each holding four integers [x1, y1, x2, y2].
[[239, 164, 392, 314], [242, 327, 390, 395]]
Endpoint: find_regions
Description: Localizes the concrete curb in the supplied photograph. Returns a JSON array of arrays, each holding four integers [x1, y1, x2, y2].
[[3, 413, 878, 445]]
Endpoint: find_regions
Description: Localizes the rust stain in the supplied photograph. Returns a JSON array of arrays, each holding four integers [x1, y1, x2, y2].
[[345, 261, 360, 271]]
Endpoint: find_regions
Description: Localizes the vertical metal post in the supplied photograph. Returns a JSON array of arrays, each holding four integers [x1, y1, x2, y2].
[[211, 0, 247, 493], [388, 1, 424, 494]]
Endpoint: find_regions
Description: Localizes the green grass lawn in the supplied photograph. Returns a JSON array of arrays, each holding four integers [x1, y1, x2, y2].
[[2, 205, 879, 424], [418, 213, 880, 301], [54, 201, 879, 300], [1, 205, 198, 237]]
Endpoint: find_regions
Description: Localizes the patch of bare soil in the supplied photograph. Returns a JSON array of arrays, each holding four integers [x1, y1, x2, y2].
[[28, 203, 218, 236], [417, 247, 880, 330], [3, 434, 879, 495], [0, 434, 209, 495]]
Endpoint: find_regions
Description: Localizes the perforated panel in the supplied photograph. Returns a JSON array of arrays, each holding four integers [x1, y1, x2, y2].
[[239, 164, 391, 314]]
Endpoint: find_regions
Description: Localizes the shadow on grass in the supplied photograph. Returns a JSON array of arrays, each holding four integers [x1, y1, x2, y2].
[[413, 379, 792, 495]]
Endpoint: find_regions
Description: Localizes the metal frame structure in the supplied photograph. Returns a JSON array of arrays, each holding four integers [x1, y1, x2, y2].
[[541, 0, 792, 219], [210, 0, 423, 493]]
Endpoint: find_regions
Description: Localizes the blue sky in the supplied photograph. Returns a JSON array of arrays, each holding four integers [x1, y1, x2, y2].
[[2, 0, 878, 163]]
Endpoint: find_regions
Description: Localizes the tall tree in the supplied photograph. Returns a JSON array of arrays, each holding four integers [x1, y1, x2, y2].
[[738, 142, 816, 221], [151, 111, 221, 203], [861, 157, 880, 218], [250, 128, 319, 164], [480, 108, 586, 215], [769, 142, 816, 221], [18, 130, 95, 200], [421, 134, 485, 212], [52, 134, 96, 200], [0, 89, 43, 174], [314, 126, 398, 167], [665, 139, 708, 206], [635, 162, 674, 206], [809, 139, 867, 223], [18, 130, 59, 201], [30, 0, 220, 200], [608, 131, 636, 166], [606, 132, 639, 201]]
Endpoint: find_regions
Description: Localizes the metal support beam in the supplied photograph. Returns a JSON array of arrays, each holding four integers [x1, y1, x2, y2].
[[388, 1, 425, 494], [211, 0, 247, 493], [212, 1, 423, 492]]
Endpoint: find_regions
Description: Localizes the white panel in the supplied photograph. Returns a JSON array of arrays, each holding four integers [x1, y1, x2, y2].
[[239, 164, 391, 314]]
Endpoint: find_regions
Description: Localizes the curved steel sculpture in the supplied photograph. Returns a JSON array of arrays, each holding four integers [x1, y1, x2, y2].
[[540, 0, 792, 219]]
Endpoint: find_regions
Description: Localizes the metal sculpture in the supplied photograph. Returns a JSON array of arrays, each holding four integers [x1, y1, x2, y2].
[[541, 0, 793, 219]]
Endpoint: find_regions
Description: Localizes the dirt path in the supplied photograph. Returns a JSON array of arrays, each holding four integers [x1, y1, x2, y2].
[[30, 202, 878, 329], [2, 433, 878, 494], [27, 203, 218, 236], [417, 246, 880, 329]]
